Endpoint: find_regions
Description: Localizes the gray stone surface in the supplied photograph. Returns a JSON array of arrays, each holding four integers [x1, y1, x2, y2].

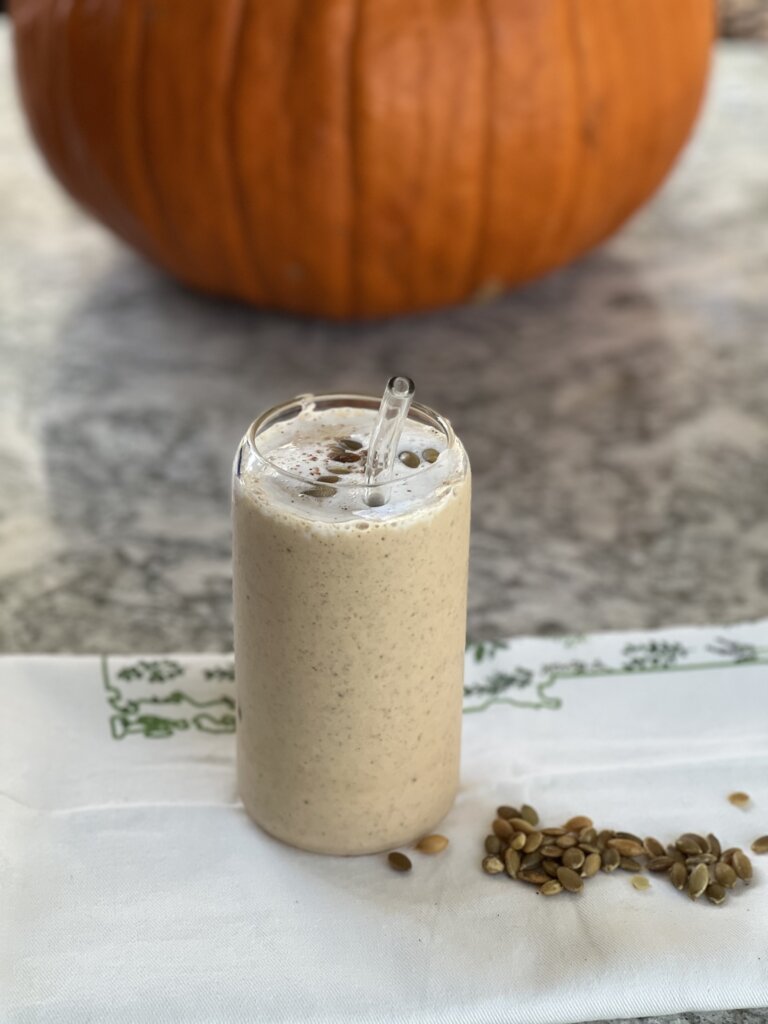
[[4, 29, 768, 655], [1, 20, 767, 1024]]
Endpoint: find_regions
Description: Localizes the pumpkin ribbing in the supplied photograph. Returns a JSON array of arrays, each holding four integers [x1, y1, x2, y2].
[[11, 0, 714, 318]]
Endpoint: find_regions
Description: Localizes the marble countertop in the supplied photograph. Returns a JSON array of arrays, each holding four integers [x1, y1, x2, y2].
[[4, 28, 768, 654], [2, 20, 768, 1024]]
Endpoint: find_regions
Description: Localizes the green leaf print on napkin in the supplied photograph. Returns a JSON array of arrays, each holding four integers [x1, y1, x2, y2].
[[102, 657, 236, 740]]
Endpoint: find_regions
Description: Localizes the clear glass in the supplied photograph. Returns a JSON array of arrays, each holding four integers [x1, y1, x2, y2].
[[232, 393, 471, 855], [236, 391, 459, 496]]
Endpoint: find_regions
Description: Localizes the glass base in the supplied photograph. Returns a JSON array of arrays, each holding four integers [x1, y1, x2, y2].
[[240, 789, 457, 857]]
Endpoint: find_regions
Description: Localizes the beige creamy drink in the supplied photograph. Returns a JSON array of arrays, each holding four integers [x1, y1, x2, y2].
[[233, 394, 471, 855]]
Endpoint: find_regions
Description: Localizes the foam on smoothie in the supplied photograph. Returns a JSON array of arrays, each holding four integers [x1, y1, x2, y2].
[[242, 405, 464, 525]]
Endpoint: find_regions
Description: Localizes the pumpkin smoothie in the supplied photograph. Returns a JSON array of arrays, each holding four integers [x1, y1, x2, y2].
[[232, 394, 471, 855]]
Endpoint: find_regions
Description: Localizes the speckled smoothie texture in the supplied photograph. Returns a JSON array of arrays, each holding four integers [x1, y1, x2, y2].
[[233, 403, 471, 855]]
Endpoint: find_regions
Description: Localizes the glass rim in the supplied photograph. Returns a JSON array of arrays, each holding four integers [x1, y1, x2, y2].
[[245, 392, 458, 489]]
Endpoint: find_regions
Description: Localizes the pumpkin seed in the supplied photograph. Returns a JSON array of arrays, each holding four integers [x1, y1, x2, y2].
[[388, 851, 412, 873], [504, 848, 521, 878], [556, 866, 584, 893], [327, 464, 354, 474], [564, 815, 593, 831], [508, 817, 536, 835], [555, 834, 578, 849], [484, 835, 502, 855], [521, 804, 539, 826], [398, 451, 420, 469], [482, 855, 505, 875], [706, 883, 727, 905], [521, 852, 543, 870], [666, 845, 685, 863], [540, 879, 563, 896], [714, 862, 737, 888], [619, 857, 642, 873], [676, 836, 702, 856], [643, 837, 665, 858], [680, 832, 708, 853], [540, 845, 564, 859], [524, 831, 544, 853], [317, 475, 340, 483], [670, 862, 688, 890], [579, 827, 597, 845], [301, 484, 336, 498], [542, 859, 561, 877], [688, 863, 709, 899], [615, 831, 644, 845], [751, 836, 768, 855], [562, 847, 585, 871], [422, 448, 439, 464], [597, 829, 615, 848], [706, 833, 722, 858], [492, 818, 513, 839], [646, 856, 675, 872], [732, 849, 753, 882], [542, 827, 567, 837], [415, 834, 449, 854], [631, 876, 651, 891], [497, 805, 519, 820], [330, 451, 362, 464], [607, 838, 645, 858], [720, 847, 739, 863], [519, 869, 549, 885], [582, 852, 602, 878], [579, 842, 600, 854], [338, 438, 363, 451], [728, 791, 751, 808], [685, 853, 716, 867], [601, 848, 621, 872], [510, 832, 527, 851]]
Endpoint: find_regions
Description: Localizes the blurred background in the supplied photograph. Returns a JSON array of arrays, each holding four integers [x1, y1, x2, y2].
[[3, 2, 767, 34], [1, 0, 768, 653], [719, 0, 768, 36]]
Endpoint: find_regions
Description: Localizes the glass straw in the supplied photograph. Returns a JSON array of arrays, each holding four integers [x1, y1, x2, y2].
[[364, 376, 415, 507]]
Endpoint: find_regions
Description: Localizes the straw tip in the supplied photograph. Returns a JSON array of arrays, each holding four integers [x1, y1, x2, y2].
[[388, 376, 415, 397]]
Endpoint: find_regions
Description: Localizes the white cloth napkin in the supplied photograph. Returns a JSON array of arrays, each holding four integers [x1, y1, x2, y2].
[[2, 620, 768, 1024]]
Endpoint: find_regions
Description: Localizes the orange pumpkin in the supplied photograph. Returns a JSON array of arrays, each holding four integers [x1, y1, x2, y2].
[[11, 0, 714, 319]]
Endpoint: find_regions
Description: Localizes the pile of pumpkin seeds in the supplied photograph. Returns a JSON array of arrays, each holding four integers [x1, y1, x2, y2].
[[481, 804, 761, 904]]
